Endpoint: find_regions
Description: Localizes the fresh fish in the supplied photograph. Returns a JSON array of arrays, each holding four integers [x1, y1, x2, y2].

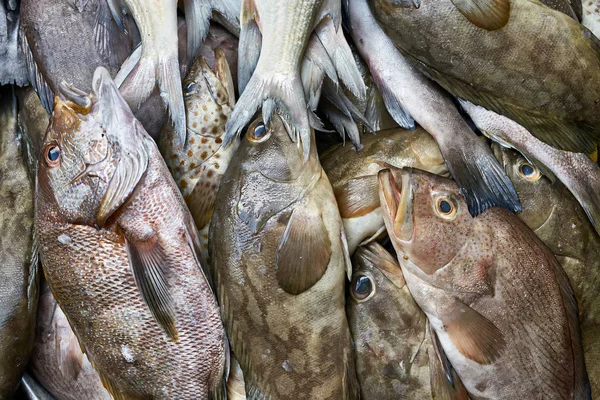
[[582, 0, 600, 37], [16, 85, 50, 156], [35, 67, 227, 399], [0, 0, 27, 85], [371, 0, 600, 154], [0, 87, 39, 397], [348, 242, 468, 399], [109, 0, 187, 145], [378, 167, 589, 399], [321, 127, 448, 254], [210, 114, 359, 399], [541, 0, 582, 20], [494, 145, 600, 397], [461, 100, 600, 237], [29, 280, 111, 400], [159, 49, 237, 268], [347, 0, 521, 217], [225, 0, 366, 158], [198, 23, 240, 90]]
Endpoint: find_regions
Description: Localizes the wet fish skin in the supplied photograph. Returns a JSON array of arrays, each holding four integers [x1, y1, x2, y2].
[[582, 0, 600, 38], [378, 167, 589, 399], [541, 0, 582, 20], [371, 0, 600, 153], [210, 114, 359, 399], [321, 128, 447, 254], [35, 67, 226, 399], [16, 85, 50, 157], [494, 144, 600, 397], [0, 0, 28, 86], [0, 87, 39, 398]]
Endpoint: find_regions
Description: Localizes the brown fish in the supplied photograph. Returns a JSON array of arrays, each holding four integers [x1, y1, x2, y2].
[[320, 127, 448, 254], [210, 114, 359, 399], [494, 145, 600, 397], [378, 167, 589, 399], [0, 87, 39, 398], [35, 67, 226, 399], [348, 242, 467, 399]]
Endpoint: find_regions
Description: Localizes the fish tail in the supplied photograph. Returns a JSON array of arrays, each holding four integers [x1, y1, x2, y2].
[[183, 0, 212, 62], [237, 18, 262, 94], [441, 133, 522, 216], [157, 54, 186, 147]]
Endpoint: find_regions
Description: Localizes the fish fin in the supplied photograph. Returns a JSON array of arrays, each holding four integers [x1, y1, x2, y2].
[[315, 18, 366, 100], [320, 97, 362, 149], [428, 323, 469, 400], [122, 230, 178, 341], [27, 230, 40, 312], [322, 78, 372, 128], [114, 44, 142, 88], [334, 175, 380, 218], [96, 369, 142, 400], [106, 0, 126, 31], [19, 31, 54, 113], [184, 0, 212, 62], [214, 48, 236, 106], [441, 132, 521, 216], [276, 208, 332, 295], [365, 85, 398, 132], [56, 328, 84, 381], [370, 65, 416, 130], [238, 2, 261, 93], [439, 298, 506, 365], [316, 0, 342, 31], [361, 242, 406, 288], [94, 0, 131, 69], [450, 0, 511, 31]]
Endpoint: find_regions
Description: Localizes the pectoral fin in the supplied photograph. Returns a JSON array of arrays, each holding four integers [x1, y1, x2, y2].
[[276, 208, 332, 295], [450, 0, 511, 31], [334, 175, 380, 218], [56, 332, 84, 381]]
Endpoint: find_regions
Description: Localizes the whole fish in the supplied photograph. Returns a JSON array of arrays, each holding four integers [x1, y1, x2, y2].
[[378, 167, 589, 399], [35, 67, 226, 399], [371, 0, 600, 153], [321, 127, 448, 254], [583, 0, 600, 37], [225, 0, 366, 158], [461, 100, 600, 236], [29, 281, 111, 400], [0, 87, 39, 397], [348, 242, 468, 399], [210, 114, 359, 399], [494, 145, 600, 397], [347, 0, 521, 217], [159, 48, 237, 268]]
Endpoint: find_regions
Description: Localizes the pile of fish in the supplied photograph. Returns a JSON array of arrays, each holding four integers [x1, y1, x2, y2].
[[1, 0, 599, 399]]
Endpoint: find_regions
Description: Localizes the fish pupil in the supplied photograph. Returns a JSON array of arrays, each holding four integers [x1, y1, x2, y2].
[[354, 275, 372, 298], [184, 82, 196, 93], [47, 146, 60, 162], [520, 164, 535, 176], [254, 122, 266, 138], [439, 200, 452, 214]]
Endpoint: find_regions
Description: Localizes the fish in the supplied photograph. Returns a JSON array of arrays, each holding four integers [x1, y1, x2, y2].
[[29, 280, 112, 400], [378, 166, 589, 399], [582, 0, 600, 38], [107, 0, 186, 145], [493, 144, 600, 397], [210, 114, 359, 399], [347, 0, 521, 217], [347, 242, 468, 399], [35, 67, 227, 399], [0, 0, 28, 85], [159, 48, 238, 269], [226, 352, 247, 400], [225, 0, 366, 159], [461, 100, 600, 237], [0, 86, 39, 397], [18, 372, 55, 400], [320, 127, 448, 254], [541, 0, 582, 20], [370, 0, 600, 154], [16, 85, 50, 156]]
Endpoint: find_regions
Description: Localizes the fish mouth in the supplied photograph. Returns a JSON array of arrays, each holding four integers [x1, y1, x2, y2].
[[378, 168, 414, 242]]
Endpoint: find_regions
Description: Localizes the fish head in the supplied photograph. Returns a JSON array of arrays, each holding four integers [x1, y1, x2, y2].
[[378, 167, 473, 275]]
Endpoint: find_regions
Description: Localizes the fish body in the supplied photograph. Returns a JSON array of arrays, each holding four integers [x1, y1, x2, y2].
[[495, 145, 600, 397], [160, 49, 237, 268], [210, 114, 359, 399], [378, 167, 589, 399], [321, 128, 447, 254], [0, 87, 39, 398], [0, 0, 27, 85], [371, 0, 600, 153], [582, 0, 600, 37], [35, 68, 226, 399], [30, 281, 111, 400]]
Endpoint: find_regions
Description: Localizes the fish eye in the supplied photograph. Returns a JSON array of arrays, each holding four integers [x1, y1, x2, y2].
[[184, 82, 196, 94], [351, 274, 374, 302], [248, 121, 271, 143], [517, 160, 541, 182], [45, 145, 61, 167], [434, 196, 458, 220]]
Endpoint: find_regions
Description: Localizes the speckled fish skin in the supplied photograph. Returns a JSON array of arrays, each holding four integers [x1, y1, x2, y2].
[[347, 242, 468, 399], [210, 114, 359, 399], [378, 167, 589, 399], [371, 0, 600, 153], [0, 87, 39, 398], [583, 0, 600, 37], [35, 67, 226, 399], [160, 49, 237, 269], [494, 145, 600, 397], [30, 281, 112, 400], [320, 127, 448, 254]]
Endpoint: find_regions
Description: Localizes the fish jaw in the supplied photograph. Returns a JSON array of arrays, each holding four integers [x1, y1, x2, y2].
[[378, 168, 414, 244]]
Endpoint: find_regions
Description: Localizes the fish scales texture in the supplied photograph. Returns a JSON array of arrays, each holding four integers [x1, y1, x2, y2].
[[35, 69, 225, 399], [371, 0, 600, 153], [210, 115, 359, 399]]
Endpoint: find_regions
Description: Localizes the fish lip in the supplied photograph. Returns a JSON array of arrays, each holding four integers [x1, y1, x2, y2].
[[378, 168, 414, 243]]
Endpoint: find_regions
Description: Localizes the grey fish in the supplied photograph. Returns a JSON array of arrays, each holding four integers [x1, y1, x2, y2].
[[0, 0, 27, 85], [582, 0, 600, 37]]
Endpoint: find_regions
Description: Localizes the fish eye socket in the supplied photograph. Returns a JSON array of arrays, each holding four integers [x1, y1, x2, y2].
[[434, 196, 457, 220], [45, 145, 61, 166], [248, 121, 271, 143], [518, 160, 541, 182], [351, 274, 373, 302], [184, 82, 196, 94]]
